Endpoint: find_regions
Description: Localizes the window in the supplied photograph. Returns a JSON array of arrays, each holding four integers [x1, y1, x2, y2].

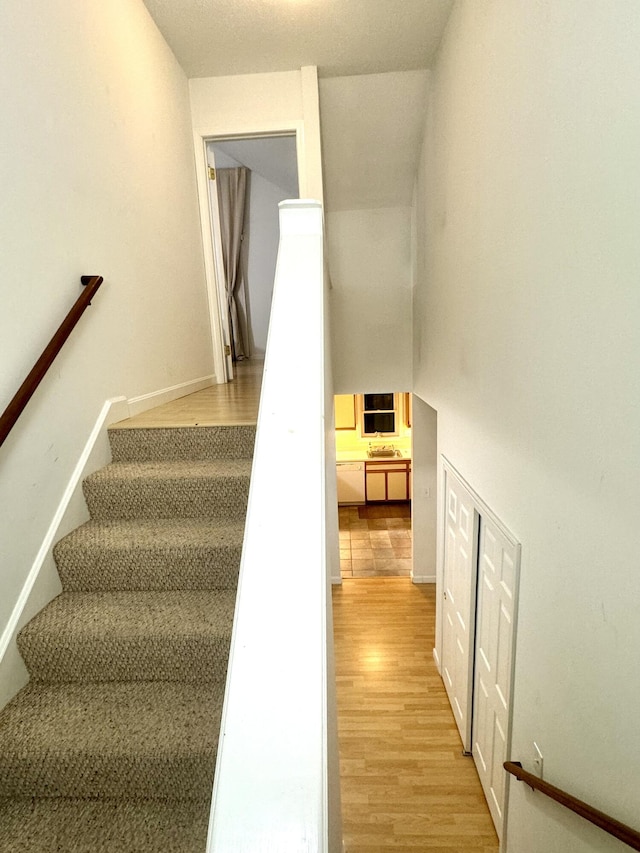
[[361, 393, 397, 436]]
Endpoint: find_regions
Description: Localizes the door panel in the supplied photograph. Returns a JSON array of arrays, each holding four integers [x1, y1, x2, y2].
[[366, 471, 386, 501], [441, 470, 479, 752], [472, 517, 518, 838], [387, 470, 408, 501], [334, 395, 356, 430]]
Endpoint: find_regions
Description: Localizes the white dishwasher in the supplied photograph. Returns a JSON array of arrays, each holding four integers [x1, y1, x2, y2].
[[336, 462, 366, 505]]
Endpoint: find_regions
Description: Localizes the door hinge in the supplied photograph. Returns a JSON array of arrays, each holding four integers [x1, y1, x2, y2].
[[224, 344, 231, 356], [208, 167, 216, 181]]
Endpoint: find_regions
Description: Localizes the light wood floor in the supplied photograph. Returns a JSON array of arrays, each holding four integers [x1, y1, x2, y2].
[[332, 578, 498, 853], [111, 359, 264, 429]]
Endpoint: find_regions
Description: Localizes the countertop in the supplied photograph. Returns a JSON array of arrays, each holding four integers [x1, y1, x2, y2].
[[336, 449, 411, 463]]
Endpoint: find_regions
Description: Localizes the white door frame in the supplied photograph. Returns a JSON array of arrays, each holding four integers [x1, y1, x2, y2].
[[205, 144, 234, 381], [438, 456, 521, 847], [192, 121, 306, 385]]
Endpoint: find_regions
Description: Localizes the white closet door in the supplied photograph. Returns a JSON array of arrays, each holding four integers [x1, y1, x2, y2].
[[472, 517, 519, 837], [441, 470, 479, 752]]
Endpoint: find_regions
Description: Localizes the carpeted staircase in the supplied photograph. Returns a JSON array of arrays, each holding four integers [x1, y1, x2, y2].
[[0, 423, 255, 852]]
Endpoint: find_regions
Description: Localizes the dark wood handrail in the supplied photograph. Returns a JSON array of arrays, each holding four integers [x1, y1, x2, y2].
[[505, 761, 640, 851], [0, 276, 104, 448]]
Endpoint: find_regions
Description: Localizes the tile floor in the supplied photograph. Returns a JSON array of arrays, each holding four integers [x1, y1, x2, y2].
[[339, 503, 412, 578]]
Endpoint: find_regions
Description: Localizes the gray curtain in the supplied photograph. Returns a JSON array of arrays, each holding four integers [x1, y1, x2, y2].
[[216, 167, 250, 360]]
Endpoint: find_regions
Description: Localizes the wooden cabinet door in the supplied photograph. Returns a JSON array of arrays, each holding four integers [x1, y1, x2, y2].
[[334, 395, 356, 430], [387, 470, 408, 501], [366, 471, 387, 501]]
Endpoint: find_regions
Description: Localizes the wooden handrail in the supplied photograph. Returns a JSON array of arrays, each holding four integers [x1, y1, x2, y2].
[[504, 761, 640, 851], [0, 275, 104, 448]]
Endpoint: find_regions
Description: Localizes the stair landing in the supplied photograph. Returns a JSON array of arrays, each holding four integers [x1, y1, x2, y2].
[[111, 358, 263, 429]]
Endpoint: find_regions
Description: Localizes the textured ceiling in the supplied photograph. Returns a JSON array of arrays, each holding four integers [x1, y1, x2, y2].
[[143, 0, 453, 211], [142, 0, 453, 79]]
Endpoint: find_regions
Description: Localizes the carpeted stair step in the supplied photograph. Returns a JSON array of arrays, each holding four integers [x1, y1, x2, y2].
[[109, 424, 256, 462], [54, 518, 244, 591], [0, 798, 209, 853], [0, 418, 255, 850], [83, 459, 251, 520], [17, 590, 236, 683], [0, 681, 223, 801]]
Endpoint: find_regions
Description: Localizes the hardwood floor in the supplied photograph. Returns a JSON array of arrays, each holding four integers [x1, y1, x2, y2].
[[111, 359, 264, 429], [332, 578, 498, 852]]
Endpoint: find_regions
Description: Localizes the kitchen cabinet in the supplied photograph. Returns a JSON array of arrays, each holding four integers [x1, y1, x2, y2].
[[365, 468, 387, 501], [403, 392, 412, 428], [335, 395, 356, 430], [365, 459, 411, 502], [388, 467, 410, 500]]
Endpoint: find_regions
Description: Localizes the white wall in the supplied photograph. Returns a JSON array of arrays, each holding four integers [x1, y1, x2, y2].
[[245, 172, 291, 355], [319, 71, 429, 212], [411, 396, 437, 583], [320, 71, 426, 395], [0, 0, 211, 691], [329, 207, 412, 393], [414, 2, 640, 850]]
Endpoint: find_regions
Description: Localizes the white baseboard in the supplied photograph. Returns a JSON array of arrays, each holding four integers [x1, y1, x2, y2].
[[433, 646, 441, 673], [0, 396, 129, 710], [412, 574, 436, 584], [127, 374, 215, 417], [0, 374, 221, 709], [0, 375, 220, 709]]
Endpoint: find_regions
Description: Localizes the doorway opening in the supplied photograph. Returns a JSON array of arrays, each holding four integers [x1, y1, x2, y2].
[[203, 133, 300, 382], [335, 392, 429, 579]]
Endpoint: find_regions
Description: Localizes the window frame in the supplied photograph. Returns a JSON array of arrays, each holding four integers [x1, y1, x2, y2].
[[358, 392, 399, 437]]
